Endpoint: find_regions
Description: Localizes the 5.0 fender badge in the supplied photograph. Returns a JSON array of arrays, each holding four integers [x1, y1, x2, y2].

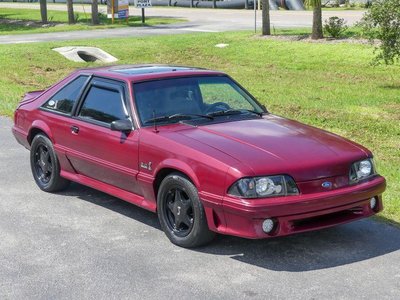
[[140, 161, 152, 171]]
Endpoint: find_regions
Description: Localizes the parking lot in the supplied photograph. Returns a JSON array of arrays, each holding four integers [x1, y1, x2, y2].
[[1, 116, 400, 299]]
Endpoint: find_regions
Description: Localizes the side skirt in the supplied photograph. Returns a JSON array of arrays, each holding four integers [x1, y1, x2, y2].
[[60, 170, 157, 212]]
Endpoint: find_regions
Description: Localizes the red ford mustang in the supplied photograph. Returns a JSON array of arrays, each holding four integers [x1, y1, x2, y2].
[[12, 65, 386, 247]]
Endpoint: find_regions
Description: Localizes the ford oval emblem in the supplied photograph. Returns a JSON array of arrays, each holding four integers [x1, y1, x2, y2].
[[322, 182, 332, 188]]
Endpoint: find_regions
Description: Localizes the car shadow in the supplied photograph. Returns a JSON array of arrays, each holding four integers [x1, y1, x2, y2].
[[195, 220, 400, 272], [59, 182, 161, 230], [60, 182, 400, 272]]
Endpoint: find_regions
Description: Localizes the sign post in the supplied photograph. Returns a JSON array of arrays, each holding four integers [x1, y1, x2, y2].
[[111, 0, 115, 24], [254, 0, 256, 33], [107, 0, 130, 24], [135, 0, 152, 24]]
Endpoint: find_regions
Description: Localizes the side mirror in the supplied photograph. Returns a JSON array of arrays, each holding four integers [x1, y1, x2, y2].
[[110, 119, 133, 132]]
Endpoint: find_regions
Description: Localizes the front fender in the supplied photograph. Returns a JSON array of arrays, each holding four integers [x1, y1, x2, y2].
[[154, 158, 201, 189]]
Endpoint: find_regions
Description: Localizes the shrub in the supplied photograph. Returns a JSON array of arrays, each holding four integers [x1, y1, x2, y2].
[[359, 0, 400, 65], [324, 16, 348, 38]]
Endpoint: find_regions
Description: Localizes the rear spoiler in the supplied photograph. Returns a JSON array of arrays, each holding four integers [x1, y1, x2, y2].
[[17, 89, 45, 108]]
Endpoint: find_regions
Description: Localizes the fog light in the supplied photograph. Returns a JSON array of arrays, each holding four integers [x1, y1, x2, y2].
[[262, 219, 275, 233], [370, 197, 377, 210]]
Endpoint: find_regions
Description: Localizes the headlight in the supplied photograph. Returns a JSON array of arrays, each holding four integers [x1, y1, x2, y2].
[[349, 158, 375, 183], [228, 175, 299, 199]]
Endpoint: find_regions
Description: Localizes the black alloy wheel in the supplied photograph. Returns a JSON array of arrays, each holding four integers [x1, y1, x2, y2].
[[164, 187, 194, 237], [33, 143, 53, 185], [157, 173, 215, 248]]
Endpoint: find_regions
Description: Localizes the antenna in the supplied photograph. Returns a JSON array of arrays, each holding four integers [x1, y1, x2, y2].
[[153, 110, 159, 133]]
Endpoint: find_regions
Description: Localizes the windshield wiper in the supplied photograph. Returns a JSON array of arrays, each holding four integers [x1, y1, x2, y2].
[[206, 109, 242, 117], [144, 113, 213, 125], [245, 109, 265, 117], [206, 109, 264, 117]]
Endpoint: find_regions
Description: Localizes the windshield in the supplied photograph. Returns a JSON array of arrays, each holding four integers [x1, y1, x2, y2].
[[133, 76, 265, 126]]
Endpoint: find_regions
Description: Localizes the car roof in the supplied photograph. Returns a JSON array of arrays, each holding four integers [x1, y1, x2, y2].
[[76, 64, 226, 82]]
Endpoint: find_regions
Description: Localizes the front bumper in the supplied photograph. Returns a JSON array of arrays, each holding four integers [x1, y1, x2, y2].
[[204, 176, 386, 239]]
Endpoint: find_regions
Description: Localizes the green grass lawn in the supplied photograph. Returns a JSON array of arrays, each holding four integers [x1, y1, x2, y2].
[[271, 27, 364, 38], [0, 32, 398, 225], [0, 8, 185, 35]]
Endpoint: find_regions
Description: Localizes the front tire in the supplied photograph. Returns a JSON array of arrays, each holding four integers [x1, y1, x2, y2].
[[157, 173, 215, 248], [30, 133, 70, 192]]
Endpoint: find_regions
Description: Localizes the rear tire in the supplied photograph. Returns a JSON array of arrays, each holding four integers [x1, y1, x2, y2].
[[30, 133, 70, 192], [157, 173, 215, 248]]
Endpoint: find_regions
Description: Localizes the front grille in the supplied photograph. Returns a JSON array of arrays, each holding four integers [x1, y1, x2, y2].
[[291, 207, 364, 232]]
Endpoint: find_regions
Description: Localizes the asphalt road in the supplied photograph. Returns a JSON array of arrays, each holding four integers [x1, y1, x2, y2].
[[0, 3, 365, 44], [1, 116, 400, 299]]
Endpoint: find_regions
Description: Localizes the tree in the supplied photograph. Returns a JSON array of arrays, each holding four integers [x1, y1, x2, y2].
[[360, 0, 400, 65], [92, 0, 99, 25], [67, 0, 75, 24], [39, 0, 47, 24], [308, 0, 323, 39], [262, 0, 270, 35]]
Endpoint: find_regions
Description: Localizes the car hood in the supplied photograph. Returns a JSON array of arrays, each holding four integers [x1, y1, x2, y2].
[[178, 115, 370, 182]]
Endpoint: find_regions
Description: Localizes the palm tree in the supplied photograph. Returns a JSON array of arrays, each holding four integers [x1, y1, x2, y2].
[[67, 0, 75, 24], [262, 0, 271, 35], [39, 0, 47, 24], [92, 0, 99, 25], [308, 0, 323, 39]]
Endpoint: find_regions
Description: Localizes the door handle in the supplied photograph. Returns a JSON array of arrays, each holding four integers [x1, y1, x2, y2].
[[70, 125, 79, 134]]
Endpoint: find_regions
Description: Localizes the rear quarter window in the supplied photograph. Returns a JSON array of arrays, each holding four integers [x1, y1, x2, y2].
[[42, 75, 88, 114]]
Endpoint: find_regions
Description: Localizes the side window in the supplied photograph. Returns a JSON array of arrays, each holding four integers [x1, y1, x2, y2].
[[78, 85, 128, 124], [43, 76, 88, 114]]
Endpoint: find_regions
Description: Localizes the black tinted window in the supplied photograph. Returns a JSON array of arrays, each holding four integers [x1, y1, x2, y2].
[[79, 86, 128, 124], [134, 76, 262, 126], [43, 76, 88, 114]]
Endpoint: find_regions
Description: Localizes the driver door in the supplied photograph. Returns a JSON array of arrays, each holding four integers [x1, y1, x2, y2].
[[64, 77, 141, 195]]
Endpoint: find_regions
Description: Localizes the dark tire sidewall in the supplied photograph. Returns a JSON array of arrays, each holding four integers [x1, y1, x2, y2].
[[30, 134, 63, 192]]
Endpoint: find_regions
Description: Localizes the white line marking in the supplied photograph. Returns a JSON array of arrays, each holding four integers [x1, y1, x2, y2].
[[1, 40, 38, 44], [178, 28, 219, 33]]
